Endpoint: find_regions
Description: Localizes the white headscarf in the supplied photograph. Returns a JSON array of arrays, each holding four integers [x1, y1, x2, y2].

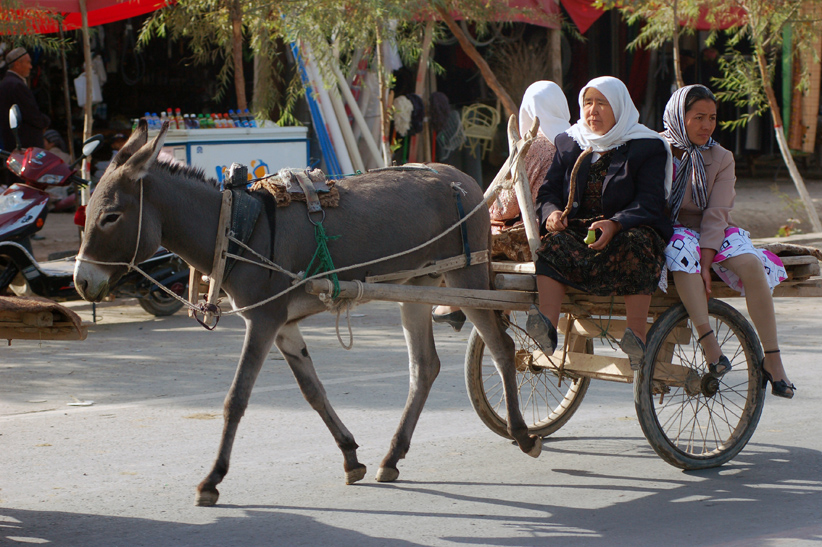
[[566, 76, 673, 198], [518, 80, 571, 144]]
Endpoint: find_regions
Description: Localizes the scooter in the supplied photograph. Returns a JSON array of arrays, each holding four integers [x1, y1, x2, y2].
[[0, 104, 188, 316]]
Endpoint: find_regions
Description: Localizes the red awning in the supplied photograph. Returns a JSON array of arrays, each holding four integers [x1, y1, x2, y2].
[[22, 0, 172, 34], [561, 0, 605, 34], [560, 0, 745, 35]]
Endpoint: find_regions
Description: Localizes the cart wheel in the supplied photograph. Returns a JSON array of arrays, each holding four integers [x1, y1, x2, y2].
[[636, 300, 765, 470], [465, 311, 591, 438]]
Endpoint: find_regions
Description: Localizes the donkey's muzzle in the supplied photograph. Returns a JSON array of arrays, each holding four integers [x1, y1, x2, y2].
[[74, 260, 111, 302]]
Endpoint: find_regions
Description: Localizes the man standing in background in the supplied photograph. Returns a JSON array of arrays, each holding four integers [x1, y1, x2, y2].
[[0, 47, 50, 149]]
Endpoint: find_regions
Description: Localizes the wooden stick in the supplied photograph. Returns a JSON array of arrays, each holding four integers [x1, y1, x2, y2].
[[561, 147, 593, 221], [204, 190, 233, 327], [305, 279, 536, 310]]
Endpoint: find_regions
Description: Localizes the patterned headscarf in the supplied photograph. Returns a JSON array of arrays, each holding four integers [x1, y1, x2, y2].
[[566, 76, 673, 197], [663, 84, 718, 221]]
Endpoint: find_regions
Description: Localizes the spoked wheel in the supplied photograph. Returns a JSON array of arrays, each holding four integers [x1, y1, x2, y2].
[[636, 300, 765, 470], [465, 311, 591, 438]]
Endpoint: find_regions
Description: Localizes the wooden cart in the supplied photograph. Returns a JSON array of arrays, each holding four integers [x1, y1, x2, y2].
[[306, 116, 822, 470]]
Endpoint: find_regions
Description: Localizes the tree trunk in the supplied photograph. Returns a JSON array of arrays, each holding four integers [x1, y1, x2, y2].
[[410, 21, 434, 163], [435, 6, 517, 118], [375, 25, 392, 166], [548, 27, 562, 87], [57, 20, 75, 161], [672, 0, 684, 89], [756, 50, 822, 232], [230, 0, 247, 111], [79, 0, 92, 209]]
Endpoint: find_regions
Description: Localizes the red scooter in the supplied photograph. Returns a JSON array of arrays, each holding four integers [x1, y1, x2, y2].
[[0, 105, 101, 251], [0, 105, 188, 316]]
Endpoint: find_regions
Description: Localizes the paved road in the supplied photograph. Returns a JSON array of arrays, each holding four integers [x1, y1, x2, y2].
[[2, 298, 821, 546]]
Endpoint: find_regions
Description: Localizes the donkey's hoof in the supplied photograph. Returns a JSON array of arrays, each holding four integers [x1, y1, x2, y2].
[[195, 487, 220, 507], [375, 466, 399, 482], [525, 436, 542, 458], [345, 464, 367, 485]]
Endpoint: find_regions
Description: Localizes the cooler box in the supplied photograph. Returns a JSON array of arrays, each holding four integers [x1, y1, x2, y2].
[[157, 125, 309, 184]]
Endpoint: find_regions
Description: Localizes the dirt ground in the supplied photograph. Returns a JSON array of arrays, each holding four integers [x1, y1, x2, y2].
[[30, 177, 822, 263]]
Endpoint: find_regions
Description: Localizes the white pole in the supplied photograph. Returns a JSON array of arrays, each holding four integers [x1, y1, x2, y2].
[[303, 45, 354, 175], [329, 61, 384, 168]]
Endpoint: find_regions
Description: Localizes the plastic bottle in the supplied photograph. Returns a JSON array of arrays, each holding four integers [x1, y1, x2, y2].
[[209, 113, 219, 128], [243, 109, 257, 128], [175, 108, 185, 130], [143, 112, 152, 129], [165, 108, 176, 129], [197, 113, 206, 129], [152, 113, 161, 129], [228, 109, 241, 127]]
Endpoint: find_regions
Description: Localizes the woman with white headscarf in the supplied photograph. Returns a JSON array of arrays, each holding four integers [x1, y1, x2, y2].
[[526, 76, 673, 369], [434, 81, 572, 331], [662, 84, 794, 398]]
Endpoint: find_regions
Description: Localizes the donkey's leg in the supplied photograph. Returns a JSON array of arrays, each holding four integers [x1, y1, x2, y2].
[[196, 319, 279, 506], [462, 307, 541, 457], [275, 321, 366, 485], [376, 300, 441, 482]]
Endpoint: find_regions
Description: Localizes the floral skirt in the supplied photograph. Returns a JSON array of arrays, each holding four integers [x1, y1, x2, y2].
[[664, 225, 787, 295], [535, 222, 666, 296]]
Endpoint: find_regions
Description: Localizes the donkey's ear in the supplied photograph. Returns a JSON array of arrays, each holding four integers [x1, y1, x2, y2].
[[120, 121, 170, 179], [110, 119, 150, 168]]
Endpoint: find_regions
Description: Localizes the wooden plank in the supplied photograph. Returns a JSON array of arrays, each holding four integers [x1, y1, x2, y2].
[[0, 325, 88, 341], [305, 279, 536, 310], [204, 190, 233, 327], [532, 350, 691, 385]]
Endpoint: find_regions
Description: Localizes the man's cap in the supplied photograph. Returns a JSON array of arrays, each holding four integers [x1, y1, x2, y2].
[[5, 47, 28, 67], [44, 129, 61, 142]]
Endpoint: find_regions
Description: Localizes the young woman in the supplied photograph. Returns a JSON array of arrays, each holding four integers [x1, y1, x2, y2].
[[527, 76, 673, 369], [433, 81, 571, 331], [662, 84, 795, 398]]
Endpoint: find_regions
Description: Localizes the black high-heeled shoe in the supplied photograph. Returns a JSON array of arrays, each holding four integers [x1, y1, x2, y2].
[[432, 310, 467, 332], [698, 330, 732, 377], [761, 349, 796, 399]]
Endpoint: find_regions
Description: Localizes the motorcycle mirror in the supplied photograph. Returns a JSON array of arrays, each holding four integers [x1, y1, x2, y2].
[[9, 105, 21, 149], [70, 134, 104, 168]]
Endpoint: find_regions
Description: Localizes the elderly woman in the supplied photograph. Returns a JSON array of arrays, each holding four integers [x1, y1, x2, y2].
[[662, 84, 794, 398], [433, 80, 571, 331], [527, 76, 673, 368]]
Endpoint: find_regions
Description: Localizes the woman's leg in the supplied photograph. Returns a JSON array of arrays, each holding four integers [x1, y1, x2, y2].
[[721, 254, 792, 392], [535, 274, 566, 327], [623, 294, 652, 343], [672, 271, 723, 364]]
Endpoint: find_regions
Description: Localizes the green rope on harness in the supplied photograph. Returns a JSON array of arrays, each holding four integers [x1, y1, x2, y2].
[[304, 222, 342, 298]]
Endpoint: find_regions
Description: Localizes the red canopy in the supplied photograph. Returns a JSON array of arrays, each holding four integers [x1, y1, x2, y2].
[[24, 0, 172, 34]]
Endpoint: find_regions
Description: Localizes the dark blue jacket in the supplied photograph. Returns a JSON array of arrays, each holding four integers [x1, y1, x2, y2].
[[0, 71, 50, 149], [535, 132, 673, 241]]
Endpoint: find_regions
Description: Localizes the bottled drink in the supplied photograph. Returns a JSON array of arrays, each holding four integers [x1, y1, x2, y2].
[[197, 113, 206, 129], [243, 109, 257, 128], [228, 109, 241, 127], [152, 113, 161, 128], [143, 112, 152, 129], [175, 108, 185, 130]]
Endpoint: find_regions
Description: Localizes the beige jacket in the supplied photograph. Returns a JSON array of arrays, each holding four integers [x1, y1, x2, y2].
[[674, 144, 736, 251]]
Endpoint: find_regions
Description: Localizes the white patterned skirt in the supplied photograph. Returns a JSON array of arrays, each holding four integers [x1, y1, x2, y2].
[[664, 225, 787, 295]]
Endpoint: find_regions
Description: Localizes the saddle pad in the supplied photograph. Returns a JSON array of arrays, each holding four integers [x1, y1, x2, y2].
[[250, 168, 339, 208]]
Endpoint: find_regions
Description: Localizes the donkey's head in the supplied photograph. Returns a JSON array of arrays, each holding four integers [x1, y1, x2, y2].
[[74, 120, 169, 302]]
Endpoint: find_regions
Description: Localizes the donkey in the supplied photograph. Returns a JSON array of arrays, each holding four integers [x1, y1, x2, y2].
[[74, 121, 541, 506]]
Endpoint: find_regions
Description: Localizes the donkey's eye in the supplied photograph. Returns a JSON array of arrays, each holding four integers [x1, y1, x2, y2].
[[100, 213, 121, 227]]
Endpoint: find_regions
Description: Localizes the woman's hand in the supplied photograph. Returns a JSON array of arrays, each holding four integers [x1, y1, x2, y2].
[[545, 210, 568, 232], [587, 219, 621, 250], [699, 249, 717, 300]]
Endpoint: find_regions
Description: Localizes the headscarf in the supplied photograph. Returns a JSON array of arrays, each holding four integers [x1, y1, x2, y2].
[[518, 80, 570, 144], [566, 76, 673, 197], [662, 84, 718, 221]]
